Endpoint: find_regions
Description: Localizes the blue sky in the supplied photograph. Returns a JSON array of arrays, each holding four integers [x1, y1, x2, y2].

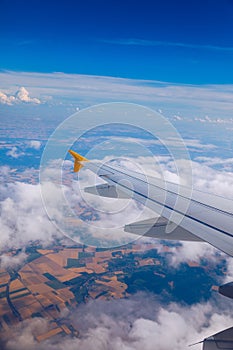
[[0, 0, 233, 84]]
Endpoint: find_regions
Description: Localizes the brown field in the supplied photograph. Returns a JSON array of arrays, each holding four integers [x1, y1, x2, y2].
[[36, 327, 63, 342], [10, 279, 26, 291], [0, 286, 6, 294], [69, 267, 94, 274], [0, 298, 10, 315], [95, 251, 112, 259], [10, 289, 29, 299], [0, 271, 10, 285], [95, 276, 127, 298], [29, 283, 54, 294], [86, 262, 106, 274]]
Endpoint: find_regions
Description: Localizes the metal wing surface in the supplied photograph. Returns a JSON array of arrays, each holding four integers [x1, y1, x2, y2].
[[69, 150, 233, 257]]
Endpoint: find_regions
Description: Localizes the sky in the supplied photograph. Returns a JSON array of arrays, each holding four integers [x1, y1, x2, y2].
[[1, 0, 233, 83]]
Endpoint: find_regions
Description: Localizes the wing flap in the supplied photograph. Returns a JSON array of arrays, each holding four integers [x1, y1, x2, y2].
[[202, 327, 233, 350], [124, 217, 203, 241]]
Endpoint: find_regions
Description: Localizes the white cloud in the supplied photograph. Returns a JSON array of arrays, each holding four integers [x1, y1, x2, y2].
[[0, 86, 41, 105], [27, 140, 42, 150], [2, 295, 233, 350], [0, 161, 143, 253], [162, 241, 220, 267], [223, 257, 233, 284], [0, 177, 62, 253], [191, 162, 233, 199], [6, 146, 24, 158], [0, 91, 16, 105], [172, 114, 183, 121], [195, 115, 233, 125], [0, 251, 27, 269], [1, 71, 233, 117], [195, 156, 233, 171], [15, 86, 41, 104]]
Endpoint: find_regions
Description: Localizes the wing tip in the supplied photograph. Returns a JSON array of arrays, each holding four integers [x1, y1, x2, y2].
[[69, 149, 88, 172], [68, 149, 88, 161]]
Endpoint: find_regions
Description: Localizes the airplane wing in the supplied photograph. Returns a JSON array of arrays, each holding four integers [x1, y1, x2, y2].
[[69, 150, 233, 257], [190, 326, 233, 350], [203, 326, 233, 350], [69, 150, 233, 348]]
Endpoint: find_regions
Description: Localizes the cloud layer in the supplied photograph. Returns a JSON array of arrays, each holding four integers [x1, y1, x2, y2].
[[1, 71, 233, 118]]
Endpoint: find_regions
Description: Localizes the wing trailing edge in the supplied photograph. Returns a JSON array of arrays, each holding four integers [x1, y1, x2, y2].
[[201, 327, 233, 349], [124, 217, 203, 241]]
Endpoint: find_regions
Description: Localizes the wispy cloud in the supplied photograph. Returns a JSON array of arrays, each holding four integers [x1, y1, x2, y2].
[[102, 38, 233, 52], [6, 146, 25, 158]]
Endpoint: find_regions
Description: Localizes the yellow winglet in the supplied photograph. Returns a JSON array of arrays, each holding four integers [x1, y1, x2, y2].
[[69, 150, 88, 172]]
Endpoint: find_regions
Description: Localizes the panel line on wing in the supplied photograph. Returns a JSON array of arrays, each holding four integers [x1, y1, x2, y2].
[[101, 163, 233, 218], [108, 177, 233, 240]]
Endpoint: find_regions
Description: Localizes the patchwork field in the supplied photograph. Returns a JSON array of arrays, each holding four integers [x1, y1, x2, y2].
[[0, 241, 213, 343], [0, 242, 162, 341]]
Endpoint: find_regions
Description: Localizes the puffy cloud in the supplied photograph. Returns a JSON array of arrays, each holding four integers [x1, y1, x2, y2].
[[0, 251, 27, 269], [27, 140, 42, 150], [162, 241, 220, 267], [0, 178, 62, 252], [2, 295, 233, 350], [0, 87, 41, 105], [15, 87, 41, 104], [190, 161, 233, 198], [0, 91, 16, 105], [0, 160, 141, 254]]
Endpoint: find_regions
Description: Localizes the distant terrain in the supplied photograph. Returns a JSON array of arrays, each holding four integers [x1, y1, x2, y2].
[[0, 241, 222, 343]]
